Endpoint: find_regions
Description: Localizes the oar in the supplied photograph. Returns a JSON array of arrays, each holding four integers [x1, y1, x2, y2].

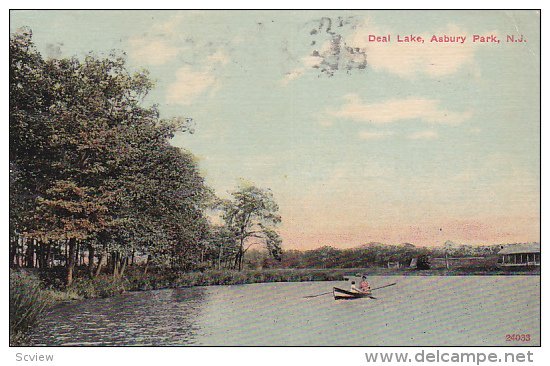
[[304, 283, 396, 299], [370, 282, 397, 291], [303, 291, 332, 298]]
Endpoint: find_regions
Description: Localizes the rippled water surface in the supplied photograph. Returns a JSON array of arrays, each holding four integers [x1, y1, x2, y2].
[[32, 276, 540, 346]]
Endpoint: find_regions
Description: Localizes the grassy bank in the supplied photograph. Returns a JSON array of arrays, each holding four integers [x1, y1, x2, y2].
[[42, 265, 543, 301], [63, 267, 351, 299]]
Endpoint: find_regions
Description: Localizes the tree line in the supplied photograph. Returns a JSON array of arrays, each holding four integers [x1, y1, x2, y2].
[[243, 242, 504, 270], [10, 29, 282, 285]]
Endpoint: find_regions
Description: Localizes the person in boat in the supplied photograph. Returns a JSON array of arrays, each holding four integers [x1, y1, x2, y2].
[[351, 280, 370, 294], [359, 276, 371, 294]]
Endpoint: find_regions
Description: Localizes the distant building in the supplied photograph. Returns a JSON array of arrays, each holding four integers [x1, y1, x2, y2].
[[387, 261, 401, 269], [498, 243, 540, 267]]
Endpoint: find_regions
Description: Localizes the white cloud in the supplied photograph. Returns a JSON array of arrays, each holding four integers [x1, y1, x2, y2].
[[280, 43, 329, 86], [166, 67, 218, 105], [408, 130, 438, 140], [152, 13, 188, 35], [330, 94, 472, 125], [280, 69, 306, 86], [166, 49, 232, 106], [281, 56, 321, 86], [128, 38, 180, 66]]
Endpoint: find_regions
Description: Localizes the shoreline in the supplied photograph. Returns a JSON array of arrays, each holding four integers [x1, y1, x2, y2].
[[48, 266, 540, 302]]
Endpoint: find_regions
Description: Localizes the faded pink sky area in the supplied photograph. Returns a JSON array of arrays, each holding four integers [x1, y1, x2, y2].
[[280, 215, 540, 249]]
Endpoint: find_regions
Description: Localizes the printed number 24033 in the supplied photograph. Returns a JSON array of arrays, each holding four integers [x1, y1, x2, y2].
[[505, 334, 531, 342]]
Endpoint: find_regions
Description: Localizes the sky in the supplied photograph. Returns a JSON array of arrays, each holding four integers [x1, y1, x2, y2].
[[10, 10, 540, 249]]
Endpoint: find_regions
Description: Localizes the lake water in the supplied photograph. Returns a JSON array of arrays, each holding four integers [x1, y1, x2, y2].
[[31, 276, 540, 346]]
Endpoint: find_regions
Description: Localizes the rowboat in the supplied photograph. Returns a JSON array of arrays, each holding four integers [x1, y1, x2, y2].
[[333, 287, 373, 300]]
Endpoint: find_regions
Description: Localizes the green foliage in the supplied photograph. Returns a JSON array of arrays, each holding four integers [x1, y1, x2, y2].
[[9, 270, 51, 345], [251, 243, 501, 270], [416, 255, 431, 270], [122, 267, 345, 289], [70, 276, 128, 298], [221, 183, 282, 270], [10, 29, 210, 278]]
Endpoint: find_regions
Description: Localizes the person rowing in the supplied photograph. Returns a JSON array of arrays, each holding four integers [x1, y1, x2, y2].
[[360, 275, 372, 294], [350, 280, 371, 295]]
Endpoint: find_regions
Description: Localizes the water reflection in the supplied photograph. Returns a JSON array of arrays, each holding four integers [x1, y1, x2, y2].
[[30, 277, 540, 346], [32, 287, 207, 346]]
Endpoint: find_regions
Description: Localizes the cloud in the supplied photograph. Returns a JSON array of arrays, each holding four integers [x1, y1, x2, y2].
[[408, 130, 438, 140], [347, 21, 480, 78], [165, 47, 232, 105], [358, 130, 394, 140], [128, 38, 180, 66], [330, 94, 472, 125], [151, 13, 188, 35], [280, 53, 325, 86], [166, 66, 218, 105], [281, 69, 306, 86]]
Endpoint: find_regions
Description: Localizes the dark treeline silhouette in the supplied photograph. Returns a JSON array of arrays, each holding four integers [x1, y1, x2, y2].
[[243, 242, 505, 270]]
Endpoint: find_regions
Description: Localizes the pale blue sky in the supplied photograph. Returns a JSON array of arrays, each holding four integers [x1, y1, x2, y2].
[[10, 10, 540, 248]]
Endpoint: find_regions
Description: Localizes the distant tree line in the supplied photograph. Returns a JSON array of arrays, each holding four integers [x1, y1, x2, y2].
[[9, 29, 282, 284], [242, 242, 504, 270]]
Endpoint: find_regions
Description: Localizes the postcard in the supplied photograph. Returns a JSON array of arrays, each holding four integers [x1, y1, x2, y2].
[[9, 9, 540, 348]]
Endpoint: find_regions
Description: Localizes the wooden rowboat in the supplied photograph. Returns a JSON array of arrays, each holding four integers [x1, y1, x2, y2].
[[333, 287, 374, 300]]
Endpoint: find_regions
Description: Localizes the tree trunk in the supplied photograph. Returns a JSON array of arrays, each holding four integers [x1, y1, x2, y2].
[[75, 241, 80, 267], [112, 252, 119, 278], [95, 252, 106, 277], [66, 238, 76, 286], [237, 236, 246, 271], [64, 240, 68, 266], [88, 244, 95, 277], [36, 240, 43, 268], [10, 236, 18, 268], [218, 244, 223, 270], [46, 242, 52, 269], [119, 257, 127, 277], [25, 238, 34, 268], [144, 255, 151, 274]]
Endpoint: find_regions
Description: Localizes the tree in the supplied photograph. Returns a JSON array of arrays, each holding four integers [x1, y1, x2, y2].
[[416, 255, 431, 270], [205, 225, 239, 270], [10, 29, 209, 283], [222, 183, 282, 271]]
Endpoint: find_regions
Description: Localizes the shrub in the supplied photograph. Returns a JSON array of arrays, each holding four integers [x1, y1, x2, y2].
[[9, 270, 51, 345], [70, 276, 128, 298], [416, 255, 431, 270]]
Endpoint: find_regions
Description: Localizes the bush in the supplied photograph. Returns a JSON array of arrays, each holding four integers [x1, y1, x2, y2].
[[10, 270, 51, 345], [70, 276, 128, 298], [416, 255, 431, 270]]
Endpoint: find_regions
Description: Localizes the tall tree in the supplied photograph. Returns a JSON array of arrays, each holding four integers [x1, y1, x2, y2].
[[222, 183, 282, 270], [10, 29, 210, 283]]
